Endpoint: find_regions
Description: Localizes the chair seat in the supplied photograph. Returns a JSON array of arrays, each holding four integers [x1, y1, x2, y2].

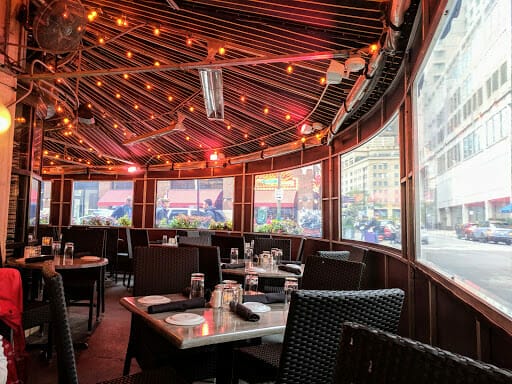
[[234, 343, 282, 383]]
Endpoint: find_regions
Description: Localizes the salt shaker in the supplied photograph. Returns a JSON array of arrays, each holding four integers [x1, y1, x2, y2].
[[210, 284, 224, 308]]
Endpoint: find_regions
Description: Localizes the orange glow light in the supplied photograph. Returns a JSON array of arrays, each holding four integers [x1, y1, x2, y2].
[[115, 93, 121, 99], [189, 106, 195, 112], [168, 96, 173, 102], [369, 43, 379, 54], [240, 95, 246, 102], [286, 64, 294, 74], [154, 27, 160, 36], [218, 47, 226, 55], [126, 51, 133, 58], [285, 113, 291, 121], [96, 80, 102, 86], [63, 117, 70, 124], [134, 104, 139, 110], [320, 77, 326, 85], [146, 84, 152, 90], [98, 37, 105, 44], [186, 37, 193, 46], [123, 74, 129, 79], [263, 107, 269, 115], [113, 123, 118, 128], [154, 61, 160, 66]]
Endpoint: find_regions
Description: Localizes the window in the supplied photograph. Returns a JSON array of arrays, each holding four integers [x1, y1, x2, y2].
[[341, 114, 401, 249], [72, 181, 134, 226], [413, 0, 512, 318], [253, 164, 321, 237], [39, 180, 51, 224], [155, 177, 233, 229]]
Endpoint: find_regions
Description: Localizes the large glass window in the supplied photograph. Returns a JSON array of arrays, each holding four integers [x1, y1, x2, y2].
[[341, 115, 401, 248], [155, 178, 234, 229], [253, 164, 322, 237], [72, 181, 134, 226], [414, 0, 512, 317], [39, 180, 51, 224]]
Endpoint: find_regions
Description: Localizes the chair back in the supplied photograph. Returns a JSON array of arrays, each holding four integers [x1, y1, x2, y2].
[[336, 322, 512, 384], [180, 244, 222, 291], [301, 256, 365, 290], [253, 238, 292, 261], [61, 227, 106, 258], [211, 234, 245, 263], [296, 237, 306, 263], [178, 235, 211, 246], [276, 289, 405, 384], [133, 246, 199, 296], [315, 250, 350, 260], [127, 228, 149, 259], [42, 262, 79, 384]]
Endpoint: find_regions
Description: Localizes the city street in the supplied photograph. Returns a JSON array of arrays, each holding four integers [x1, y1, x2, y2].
[[419, 230, 512, 316]]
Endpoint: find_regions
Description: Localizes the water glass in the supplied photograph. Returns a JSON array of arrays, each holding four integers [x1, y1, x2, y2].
[[190, 273, 205, 298], [244, 273, 259, 294], [162, 234, 168, 244], [221, 285, 239, 310], [230, 247, 239, 264], [52, 241, 62, 257], [284, 277, 299, 305], [63, 242, 74, 258]]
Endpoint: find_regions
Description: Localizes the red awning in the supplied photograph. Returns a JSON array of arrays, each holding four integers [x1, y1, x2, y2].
[[97, 189, 133, 207], [168, 189, 222, 208], [254, 190, 297, 208]]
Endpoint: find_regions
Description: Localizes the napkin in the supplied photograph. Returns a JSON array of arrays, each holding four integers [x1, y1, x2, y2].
[[221, 262, 245, 269], [278, 264, 302, 275], [147, 297, 206, 314], [242, 292, 285, 304], [278, 260, 302, 265], [229, 301, 260, 322]]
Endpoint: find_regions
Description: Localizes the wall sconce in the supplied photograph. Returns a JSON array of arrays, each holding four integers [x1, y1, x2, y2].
[[198, 68, 224, 121], [0, 103, 12, 133]]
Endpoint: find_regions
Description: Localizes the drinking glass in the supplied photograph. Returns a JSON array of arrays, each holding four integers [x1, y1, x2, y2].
[[64, 242, 74, 258], [190, 273, 205, 298], [230, 248, 239, 264], [244, 273, 259, 294], [284, 277, 299, 305], [162, 234, 168, 244], [221, 285, 239, 310], [52, 241, 62, 257]]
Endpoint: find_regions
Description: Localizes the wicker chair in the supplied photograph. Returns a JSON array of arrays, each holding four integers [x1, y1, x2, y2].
[[301, 256, 365, 290], [180, 244, 222, 292], [315, 250, 350, 260], [123, 246, 216, 382], [41, 261, 186, 384], [253, 238, 292, 261], [122, 228, 149, 288], [336, 322, 512, 384], [211, 234, 245, 263], [232, 288, 405, 384]]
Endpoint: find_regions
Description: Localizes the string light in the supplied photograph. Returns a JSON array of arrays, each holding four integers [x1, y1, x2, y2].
[[319, 77, 326, 85], [98, 36, 105, 44], [189, 106, 195, 112], [153, 27, 160, 36], [240, 95, 246, 102], [263, 107, 269, 115], [285, 113, 291, 121], [126, 51, 133, 58], [286, 64, 294, 74], [167, 96, 173, 102], [123, 74, 129, 79]]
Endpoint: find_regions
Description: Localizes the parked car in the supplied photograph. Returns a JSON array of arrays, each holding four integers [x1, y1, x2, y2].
[[471, 221, 512, 244], [455, 222, 478, 239]]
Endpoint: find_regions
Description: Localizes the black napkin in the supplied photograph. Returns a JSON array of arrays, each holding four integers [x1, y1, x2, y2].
[[278, 260, 302, 265], [229, 301, 260, 322], [242, 292, 285, 304], [221, 262, 245, 269], [147, 297, 206, 314], [278, 264, 302, 275]]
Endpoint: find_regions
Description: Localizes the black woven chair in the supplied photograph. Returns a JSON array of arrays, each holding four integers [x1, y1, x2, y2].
[[22, 299, 53, 360], [123, 246, 216, 382], [122, 228, 149, 288], [336, 322, 512, 384], [41, 261, 186, 384], [301, 256, 365, 290], [180, 244, 222, 292], [252, 238, 293, 293], [177, 235, 211, 246], [211, 234, 245, 263], [60, 228, 106, 331], [315, 250, 350, 260], [232, 288, 405, 384]]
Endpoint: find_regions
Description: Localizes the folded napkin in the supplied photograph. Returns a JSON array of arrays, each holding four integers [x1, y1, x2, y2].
[[278, 264, 302, 275], [242, 292, 285, 304], [229, 301, 260, 322], [278, 260, 302, 265], [147, 297, 206, 314], [221, 262, 245, 269]]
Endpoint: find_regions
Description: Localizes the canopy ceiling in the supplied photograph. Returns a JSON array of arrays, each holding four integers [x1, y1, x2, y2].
[[12, 0, 419, 174]]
